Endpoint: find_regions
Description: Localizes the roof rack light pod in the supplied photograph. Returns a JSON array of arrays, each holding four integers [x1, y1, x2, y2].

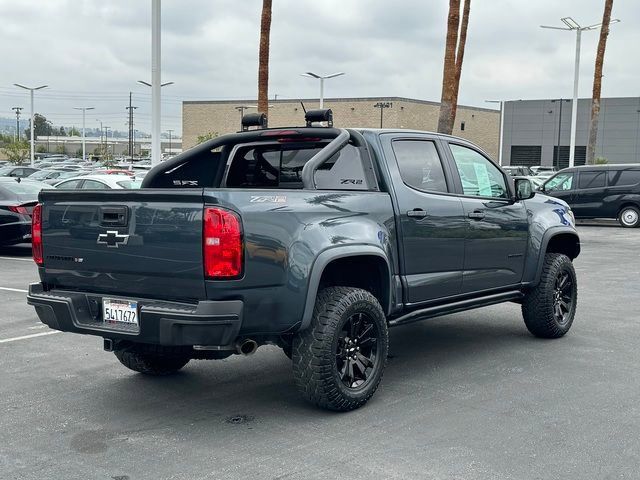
[[305, 109, 333, 127], [242, 112, 267, 131]]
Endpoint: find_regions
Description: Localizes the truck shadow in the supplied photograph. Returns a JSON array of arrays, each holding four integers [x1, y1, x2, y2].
[[87, 309, 551, 429], [0, 243, 32, 257]]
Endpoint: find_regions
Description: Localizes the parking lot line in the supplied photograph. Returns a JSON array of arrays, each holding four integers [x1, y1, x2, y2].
[[0, 256, 34, 263], [0, 287, 28, 293], [0, 331, 60, 344]]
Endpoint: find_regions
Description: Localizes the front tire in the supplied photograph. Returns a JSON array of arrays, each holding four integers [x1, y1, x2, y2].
[[619, 206, 640, 228], [292, 287, 388, 411], [522, 253, 577, 338], [114, 350, 190, 376]]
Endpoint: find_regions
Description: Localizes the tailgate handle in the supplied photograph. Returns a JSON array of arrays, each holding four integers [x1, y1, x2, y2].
[[100, 206, 128, 226]]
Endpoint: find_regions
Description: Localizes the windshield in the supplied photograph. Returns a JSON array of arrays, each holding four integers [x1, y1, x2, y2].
[[544, 172, 573, 192], [0, 166, 14, 175], [28, 170, 51, 180]]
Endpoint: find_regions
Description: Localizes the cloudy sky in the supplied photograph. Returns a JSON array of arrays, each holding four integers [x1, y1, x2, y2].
[[0, 0, 637, 136]]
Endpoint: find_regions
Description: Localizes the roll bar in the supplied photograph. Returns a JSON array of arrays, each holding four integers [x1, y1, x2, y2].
[[301, 129, 350, 189]]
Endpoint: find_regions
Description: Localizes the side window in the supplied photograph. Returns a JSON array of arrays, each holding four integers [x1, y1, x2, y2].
[[391, 140, 448, 193], [11, 169, 22, 177], [544, 173, 574, 192], [449, 144, 508, 199], [578, 171, 606, 189], [82, 180, 110, 189], [609, 169, 640, 187], [314, 145, 374, 191], [56, 180, 82, 190]]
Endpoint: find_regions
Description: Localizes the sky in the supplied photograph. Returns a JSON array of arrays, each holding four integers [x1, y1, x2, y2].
[[0, 0, 637, 136]]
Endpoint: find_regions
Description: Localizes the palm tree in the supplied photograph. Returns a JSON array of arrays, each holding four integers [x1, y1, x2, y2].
[[586, 0, 614, 164], [437, 0, 471, 135], [257, 0, 273, 121]]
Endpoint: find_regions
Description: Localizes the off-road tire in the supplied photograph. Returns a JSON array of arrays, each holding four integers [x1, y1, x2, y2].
[[618, 206, 640, 228], [114, 350, 190, 375], [292, 287, 388, 411], [522, 253, 577, 338]]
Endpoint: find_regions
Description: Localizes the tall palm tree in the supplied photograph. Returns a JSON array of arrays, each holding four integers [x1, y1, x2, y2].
[[586, 0, 614, 164], [257, 0, 273, 120], [437, 0, 471, 135]]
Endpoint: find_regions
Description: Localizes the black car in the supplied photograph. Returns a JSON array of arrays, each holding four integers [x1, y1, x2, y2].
[[0, 178, 48, 245], [0, 165, 40, 178], [503, 165, 533, 176], [540, 164, 640, 227]]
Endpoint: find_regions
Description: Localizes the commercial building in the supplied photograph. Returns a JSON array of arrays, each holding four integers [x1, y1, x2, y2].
[[502, 97, 640, 168], [31, 136, 182, 157], [182, 97, 500, 158]]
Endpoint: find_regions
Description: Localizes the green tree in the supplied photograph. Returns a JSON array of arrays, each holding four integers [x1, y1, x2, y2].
[[594, 157, 609, 165], [36, 145, 47, 153], [59, 126, 66, 136], [197, 131, 219, 144], [68, 126, 81, 136], [1, 139, 30, 165], [55, 144, 67, 155], [24, 113, 53, 140]]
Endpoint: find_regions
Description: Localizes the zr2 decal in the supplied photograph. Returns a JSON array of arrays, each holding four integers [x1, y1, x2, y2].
[[340, 179, 363, 185], [250, 195, 287, 203]]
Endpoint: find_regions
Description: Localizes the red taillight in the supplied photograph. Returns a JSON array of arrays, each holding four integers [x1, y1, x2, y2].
[[32, 203, 43, 265], [203, 207, 243, 279], [8, 205, 30, 216]]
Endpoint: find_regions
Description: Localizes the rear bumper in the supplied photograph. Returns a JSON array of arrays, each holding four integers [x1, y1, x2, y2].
[[27, 283, 243, 346]]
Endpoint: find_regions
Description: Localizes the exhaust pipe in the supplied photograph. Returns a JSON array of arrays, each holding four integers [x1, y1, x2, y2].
[[236, 339, 258, 356]]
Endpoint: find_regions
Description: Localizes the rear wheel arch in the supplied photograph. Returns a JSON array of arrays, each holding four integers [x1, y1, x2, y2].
[[300, 247, 392, 331]]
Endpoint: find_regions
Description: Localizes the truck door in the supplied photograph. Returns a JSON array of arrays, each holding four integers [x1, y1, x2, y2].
[[444, 141, 528, 292], [381, 134, 465, 304]]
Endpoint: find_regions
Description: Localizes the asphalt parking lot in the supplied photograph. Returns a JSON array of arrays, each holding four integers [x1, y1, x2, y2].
[[1, 223, 639, 480]]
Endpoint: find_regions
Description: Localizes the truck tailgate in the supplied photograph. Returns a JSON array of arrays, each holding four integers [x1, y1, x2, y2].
[[39, 189, 206, 301]]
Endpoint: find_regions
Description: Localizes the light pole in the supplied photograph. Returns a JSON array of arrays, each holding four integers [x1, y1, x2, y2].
[[541, 17, 619, 167], [301, 72, 345, 109], [166, 129, 173, 157], [11, 107, 23, 141], [373, 102, 392, 128], [485, 100, 504, 165], [138, 79, 174, 165], [14, 84, 48, 166], [73, 106, 94, 161]]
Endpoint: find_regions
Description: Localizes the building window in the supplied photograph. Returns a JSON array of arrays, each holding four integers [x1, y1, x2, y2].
[[460, 121, 465, 131], [553, 146, 586, 169]]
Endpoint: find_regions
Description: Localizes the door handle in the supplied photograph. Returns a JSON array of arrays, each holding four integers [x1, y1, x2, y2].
[[407, 209, 427, 218], [468, 211, 485, 220]]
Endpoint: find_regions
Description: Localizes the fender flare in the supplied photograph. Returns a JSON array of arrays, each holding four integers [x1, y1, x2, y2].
[[527, 226, 580, 286], [299, 245, 392, 331]]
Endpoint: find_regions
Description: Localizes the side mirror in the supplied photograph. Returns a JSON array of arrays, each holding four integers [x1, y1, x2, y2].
[[515, 178, 535, 200]]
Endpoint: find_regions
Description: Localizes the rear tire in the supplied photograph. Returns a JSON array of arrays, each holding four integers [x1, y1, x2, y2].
[[292, 287, 388, 411], [522, 253, 577, 338], [114, 350, 190, 376], [618, 206, 640, 228]]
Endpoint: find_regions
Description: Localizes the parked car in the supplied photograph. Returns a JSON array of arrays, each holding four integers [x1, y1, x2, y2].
[[53, 174, 142, 190], [503, 165, 533, 176], [530, 166, 557, 175], [0, 178, 51, 245], [514, 175, 545, 191], [89, 169, 136, 177], [28, 169, 80, 185], [540, 164, 640, 227], [0, 166, 40, 178], [28, 111, 580, 411]]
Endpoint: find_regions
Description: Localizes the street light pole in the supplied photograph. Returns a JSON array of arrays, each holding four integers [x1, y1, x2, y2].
[[301, 72, 345, 109], [485, 100, 504, 165], [11, 107, 23, 141], [167, 129, 173, 157], [14, 84, 48, 166], [138, 79, 173, 163], [73, 107, 94, 161], [541, 17, 619, 167], [373, 102, 392, 128]]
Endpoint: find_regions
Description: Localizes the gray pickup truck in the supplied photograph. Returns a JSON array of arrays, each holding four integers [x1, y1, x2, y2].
[[28, 109, 580, 411]]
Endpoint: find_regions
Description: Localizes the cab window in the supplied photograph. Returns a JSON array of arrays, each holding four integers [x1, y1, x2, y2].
[[544, 172, 574, 192], [578, 171, 606, 189], [392, 140, 448, 193], [449, 144, 508, 199]]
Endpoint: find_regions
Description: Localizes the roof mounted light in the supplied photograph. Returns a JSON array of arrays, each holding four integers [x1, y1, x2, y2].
[[241, 112, 267, 131], [305, 108, 333, 127]]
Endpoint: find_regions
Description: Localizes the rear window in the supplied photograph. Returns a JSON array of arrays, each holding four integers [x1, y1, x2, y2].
[[608, 169, 640, 187], [0, 180, 44, 194]]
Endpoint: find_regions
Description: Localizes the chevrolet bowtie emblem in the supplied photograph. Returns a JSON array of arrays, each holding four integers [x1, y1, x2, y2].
[[97, 230, 129, 248]]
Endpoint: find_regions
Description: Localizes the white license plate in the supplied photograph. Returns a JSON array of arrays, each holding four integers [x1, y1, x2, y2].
[[102, 298, 138, 325]]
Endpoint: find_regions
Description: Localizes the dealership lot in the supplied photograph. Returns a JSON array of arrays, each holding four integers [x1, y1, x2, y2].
[[1, 224, 639, 480]]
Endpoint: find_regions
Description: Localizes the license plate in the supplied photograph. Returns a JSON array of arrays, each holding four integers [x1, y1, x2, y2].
[[102, 298, 138, 325]]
